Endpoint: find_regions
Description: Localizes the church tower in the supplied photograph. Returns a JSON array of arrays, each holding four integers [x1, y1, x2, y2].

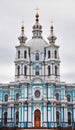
[[14, 23, 30, 81], [45, 23, 60, 82]]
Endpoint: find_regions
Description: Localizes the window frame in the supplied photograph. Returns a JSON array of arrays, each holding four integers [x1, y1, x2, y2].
[[56, 111, 60, 124], [67, 94, 70, 102], [68, 111, 71, 124], [4, 111, 7, 125], [35, 66, 39, 75], [16, 93, 19, 100], [16, 111, 19, 125], [55, 93, 59, 101], [54, 50, 57, 59], [5, 94, 8, 102], [35, 53, 39, 61], [17, 66, 20, 76]]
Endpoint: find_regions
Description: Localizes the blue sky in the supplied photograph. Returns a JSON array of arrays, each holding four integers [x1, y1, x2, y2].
[[0, 0, 75, 83]]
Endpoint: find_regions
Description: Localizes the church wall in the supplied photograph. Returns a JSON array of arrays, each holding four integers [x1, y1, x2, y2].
[[0, 83, 75, 127]]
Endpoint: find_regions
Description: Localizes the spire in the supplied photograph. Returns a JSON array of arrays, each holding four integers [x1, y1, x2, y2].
[[32, 8, 42, 39], [35, 7, 39, 22], [47, 22, 57, 44], [18, 22, 27, 45]]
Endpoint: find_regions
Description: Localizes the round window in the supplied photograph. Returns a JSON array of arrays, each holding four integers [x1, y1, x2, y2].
[[35, 90, 40, 98]]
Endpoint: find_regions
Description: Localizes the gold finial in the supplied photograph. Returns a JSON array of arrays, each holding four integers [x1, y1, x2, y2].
[[35, 7, 39, 17], [21, 21, 25, 32], [51, 19, 53, 26], [36, 7, 39, 13], [21, 21, 24, 27], [50, 20, 54, 34]]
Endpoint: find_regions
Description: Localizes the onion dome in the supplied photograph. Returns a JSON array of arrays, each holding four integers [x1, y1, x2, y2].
[[47, 24, 57, 44], [18, 23, 27, 45], [26, 11, 48, 52], [32, 12, 42, 39]]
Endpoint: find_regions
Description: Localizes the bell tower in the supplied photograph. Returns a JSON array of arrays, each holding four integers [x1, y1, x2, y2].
[[14, 23, 30, 81], [45, 23, 60, 82]]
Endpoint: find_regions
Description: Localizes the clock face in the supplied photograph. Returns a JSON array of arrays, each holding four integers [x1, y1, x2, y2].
[[35, 90, 40, 98]]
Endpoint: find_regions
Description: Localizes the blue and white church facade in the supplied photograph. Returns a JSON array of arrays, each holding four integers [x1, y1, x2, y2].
[[0, 12, 75, 128]]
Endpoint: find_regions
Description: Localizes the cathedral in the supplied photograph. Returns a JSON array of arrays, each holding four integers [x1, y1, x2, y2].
[[0, 11, 75, 129]]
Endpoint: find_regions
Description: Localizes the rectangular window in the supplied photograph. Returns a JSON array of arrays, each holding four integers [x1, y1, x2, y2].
[[48, 50, 50, 58], [35, 66, 39, 75], [36, 53, 39, 60], [18, 51, 20, 59], [24, 51, 27, 59]]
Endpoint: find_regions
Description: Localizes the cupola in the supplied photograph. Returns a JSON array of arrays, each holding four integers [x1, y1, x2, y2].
[[47, 23, 57, 44], [18, 23, 27, 45], [32, 10, 42, 39]]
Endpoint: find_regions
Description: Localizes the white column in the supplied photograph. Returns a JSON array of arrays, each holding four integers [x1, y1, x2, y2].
[[51, 105, 53, 122], [43, 103, 47, 127], [24, 108, 27, 122], [15, 64, 17, 76], [58, 64, 60, 76], [64, 107, 67, 122], [19, 104, 22, 127], [22, 105, 23, 122], [0, 107, 2, 123], [73, 105, 75, 121], [21, 64, 23, 75], [51, 103, 54, 127], [54, 104, 56, 122], [51, 64, 53, 75], [28, 103, 32, 127], [25, 87, 27, 98], [48, 87, 50, 99], [8, 106, 11, 126], [48, 109, 50, 122]]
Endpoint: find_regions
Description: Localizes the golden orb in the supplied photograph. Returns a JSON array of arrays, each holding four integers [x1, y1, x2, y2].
[[35, 13, 39, 17]]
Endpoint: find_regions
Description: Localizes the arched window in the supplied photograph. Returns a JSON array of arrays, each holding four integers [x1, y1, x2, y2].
[[24, 66, 27, 76], [18, 51, 20, 59], [17, 66, 20, 76], [55, 93, 59, 100], [55, 50, 57, 58], [4, 111, 7, 125], [36, 53, 39, 60], [5, 94, 8, 102], [67, 94, 70, 102], [55, 65, 57, 76], [16, 93, 19, 100], [48, 50, 50, 58], [48, 66, 51, 76], [16, 111, 19, 125], [56, 111, 60, 124], [24, 51, 27, 59], [35, 66, 39, 75], [68, 112, 71, 124]]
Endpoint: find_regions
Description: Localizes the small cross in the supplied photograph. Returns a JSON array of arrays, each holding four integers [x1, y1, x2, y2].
[[35, 7, 39, 13], [21, 21, 24, 27], [51, 19, 53, 26]]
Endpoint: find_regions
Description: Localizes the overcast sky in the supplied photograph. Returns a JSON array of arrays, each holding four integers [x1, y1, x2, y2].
[[0, 0, 75, 83]]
